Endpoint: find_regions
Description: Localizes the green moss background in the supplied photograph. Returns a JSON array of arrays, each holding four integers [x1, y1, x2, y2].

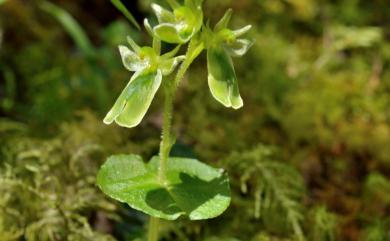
[[1, 0, 389, 240]]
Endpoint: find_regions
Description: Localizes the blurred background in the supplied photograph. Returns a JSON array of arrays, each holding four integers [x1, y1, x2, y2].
[[0, 0, 389, 240]]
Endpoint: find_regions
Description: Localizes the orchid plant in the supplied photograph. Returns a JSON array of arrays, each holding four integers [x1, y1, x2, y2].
[[96, 0, 252, 240]]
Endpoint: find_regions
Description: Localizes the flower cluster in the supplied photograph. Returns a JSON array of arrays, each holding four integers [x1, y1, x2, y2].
[[104, 0, 252, 128]]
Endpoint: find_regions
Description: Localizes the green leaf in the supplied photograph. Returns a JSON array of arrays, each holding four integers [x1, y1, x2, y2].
[[207, 46, 243, 109], [39, 1, 94, 56], [97, 155, 231, 220], [103, 70, 162, 128], [111, 0, 140, 30]]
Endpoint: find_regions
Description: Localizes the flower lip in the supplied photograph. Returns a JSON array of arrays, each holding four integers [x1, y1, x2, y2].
[[103, 70, 163, 128]]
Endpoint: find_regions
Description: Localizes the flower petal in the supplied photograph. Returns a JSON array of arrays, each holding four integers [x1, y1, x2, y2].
[[144, 18, 154, 36], [118, 45, 146, 72], [214, 9, 232, 32], [226, 39, 253, 57], [127, 35, 141, 53], [161, 45, 182, 59], [207, 47, 243, 109], [151, 4, 175, 23], [160, 56, 185, 76], [154, 23, 188, 44], [232, 25, 252, 38], [104, 70, 162, 128]]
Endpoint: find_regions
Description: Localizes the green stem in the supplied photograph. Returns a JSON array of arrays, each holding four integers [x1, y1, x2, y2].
[[147, 217, 160, 241], [174, 39, 204, 86], [147, 81, 175, 241], [147, 59, 177, 241], [147, 38, 204, 241], [160, 38, 204, 182], [158, 80, 175, 182]]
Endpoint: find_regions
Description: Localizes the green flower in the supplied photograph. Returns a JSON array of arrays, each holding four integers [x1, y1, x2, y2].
[[103, 37, 184, 128], [145, 0, 203, 44], [205, 9, 253, 109]]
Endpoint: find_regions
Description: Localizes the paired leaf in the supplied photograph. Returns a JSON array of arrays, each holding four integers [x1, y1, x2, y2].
[[207, 47, 243, 109], [97, 155, 231, 220], [103, 71, 162, 128]]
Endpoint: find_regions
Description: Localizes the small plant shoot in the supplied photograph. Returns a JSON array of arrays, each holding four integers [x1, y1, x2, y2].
[[3, 0, 389, 240], [96, 0, 252, 240]]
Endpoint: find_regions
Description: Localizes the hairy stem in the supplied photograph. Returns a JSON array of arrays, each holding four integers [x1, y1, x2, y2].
[[147, 81, 175, 241], [158, 80, 175, 182], [174, 39, 204, 86], [160, 38, 204, 181], [147, 37, 204, 241]]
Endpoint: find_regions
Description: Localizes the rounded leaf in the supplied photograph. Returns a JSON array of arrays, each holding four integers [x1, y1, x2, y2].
[[97, 155, 231, 220]]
